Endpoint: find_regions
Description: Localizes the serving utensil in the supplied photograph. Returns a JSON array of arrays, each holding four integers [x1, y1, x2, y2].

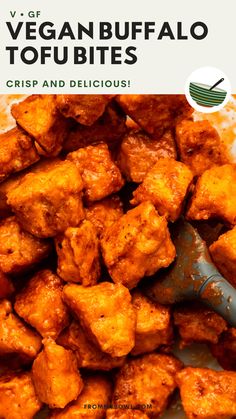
[[144, 218, 236, 326]]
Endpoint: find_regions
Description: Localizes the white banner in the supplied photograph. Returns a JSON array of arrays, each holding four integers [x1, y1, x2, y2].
[[0, 0, 235, 93]]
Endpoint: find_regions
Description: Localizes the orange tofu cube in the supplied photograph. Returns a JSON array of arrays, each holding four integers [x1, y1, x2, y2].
[[63, 102, 126, 152], [0, 127, 39, 183], [112, 353, 182, 418], [174, 303, 227, 348], [101, 201, 176, 289], [55, 221, 101, 285], [15, 270, 70, 339], [177, 367, 236, 419], [209, 226, 236, 288], [57, 94, 115, 125], [176, 120, 228, 177], [187, 164, 236, 226], [57, 320, 126, 371], [117, 128, 177, 183], [67, 143, 124, 203], [131, 158, 193, 222], [50, 374, 112, 418], [131, 290, 173, 355], [0, 372, 42, 419], [63, 282, 136, 358], [7, 160, 84, 238], [116, 94, 193, 138], [32, 339, 83, 409], [11, 95, 70, 155]]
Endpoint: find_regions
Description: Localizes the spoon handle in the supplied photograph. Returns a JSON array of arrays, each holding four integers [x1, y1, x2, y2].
[[209, 77, 224, 90], [199, 274, 236, 326]]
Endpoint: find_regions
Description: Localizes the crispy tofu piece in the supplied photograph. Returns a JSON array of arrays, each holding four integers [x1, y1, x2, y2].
[[0, 372, 42, 419], [107, 410, 149, 419], [7, 160, 84, 238], [50, 374, 112, 418], [131, 291, 173, 355], [0, 271, 14, 298], [0, 172, 25, 218], [131, 158, 193, 222], [32, 338, 83, 408], [67, 143, 124, 202], [63, 102, 127, 152], [112, 353, 182, 418], [57, 320, 126, 371], [85, 195, 123, 236], [14, 270, 70, 339], [117, 129, 177, 183], [0, 157, 62, 218], [211, 328, 236, 371], [209, 226, 236, 288], [0, 216, 51, 274], [176, 367, 236, 419], [176, 120, 227, 177], [174, 303, 227, 348], [55, 220, 101, 285], [57, 94, 115, 125], [0, 126, 39, 183], [116, 95, 193, 139], [63, 282, 136, 357], [101, 202, 176, 289], [11, 95, 70, 154], [0, 299, 41, 360], [187, 164, 236, 226]]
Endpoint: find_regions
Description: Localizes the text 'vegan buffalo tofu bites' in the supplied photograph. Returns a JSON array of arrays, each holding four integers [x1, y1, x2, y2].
[[0, 93, 236, 418]]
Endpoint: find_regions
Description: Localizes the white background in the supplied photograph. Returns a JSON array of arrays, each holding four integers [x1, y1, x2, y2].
[[0, 0, 235, 94]]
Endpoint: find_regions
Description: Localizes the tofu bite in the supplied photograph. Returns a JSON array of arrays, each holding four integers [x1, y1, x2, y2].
[[112, 353, 182, 418], [209, 226, 236, 288], [131, 290, 173, 355], [0, 271, 14, 299], [187, 164, 236, 226], [67, 143, 124, 202], [7, 160, 84, 238], [56, 94, 115, 125], [11, 95, 70, 155], [55, 220, 101, 285], [116, 95, 193, 138], [85, 195, 123, 237], [0, 172, 25, 218], [50, 374, 112, 419], [0, 372, 42, 419], [176, 120, 227, 177], [174, 303, 227, 348], [0, 126, 39, 183], [106, 410, 149, 419], [131, 158, 193, 222], [100, 202, 176, 289], [63, 282, 136, 357], [32, 338, 83, 408], [14, 270, 70, 339], [63, 102, 127, 152], [0, 157, 62, 219], [211, 328, 236, 371], [117, 128, 177, 183], [0, 299, 41, 360], [57, 320, 126, 371], [177, 367, 236, 419], [0, 216, 51, 274]]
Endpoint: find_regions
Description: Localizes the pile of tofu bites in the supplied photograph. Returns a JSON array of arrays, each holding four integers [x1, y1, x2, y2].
[[0, 94, 236, 419]]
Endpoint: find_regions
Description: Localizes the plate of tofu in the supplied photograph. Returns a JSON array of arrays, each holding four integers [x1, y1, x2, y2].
[[0, 94, 236, 419]]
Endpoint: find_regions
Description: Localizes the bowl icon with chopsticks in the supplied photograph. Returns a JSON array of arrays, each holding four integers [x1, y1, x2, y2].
[[189, 78, 227, 108], [185, 67, 231, 113]]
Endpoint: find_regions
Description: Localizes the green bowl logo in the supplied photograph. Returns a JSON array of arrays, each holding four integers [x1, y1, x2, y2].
[[189, 82, 227, 108], [185, 67, 231, 113]]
